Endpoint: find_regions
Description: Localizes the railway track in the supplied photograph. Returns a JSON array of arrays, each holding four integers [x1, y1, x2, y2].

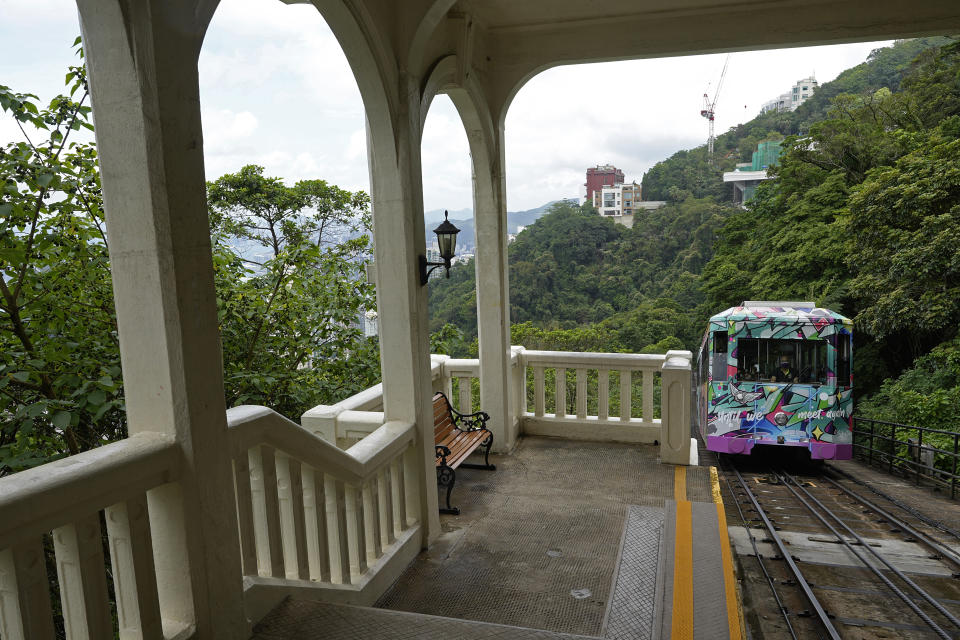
[[718, 455, 960, 639]]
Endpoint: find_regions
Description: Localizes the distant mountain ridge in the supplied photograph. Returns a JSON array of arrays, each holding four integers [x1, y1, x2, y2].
[[424, 199, 577, 250]]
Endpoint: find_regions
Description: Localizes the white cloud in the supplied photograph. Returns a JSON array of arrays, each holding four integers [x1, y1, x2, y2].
[[421, 96, 472, 211], [198, 0, 371, 193], [0, 118, 25, 147], [202, 109, 259, 149], [0, 0, 77, 23], [345, 129, 367, 162], [1, 2, 894, 212]]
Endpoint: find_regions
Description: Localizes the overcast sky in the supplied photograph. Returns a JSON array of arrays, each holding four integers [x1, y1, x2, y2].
[[2, 0, 892, 212]]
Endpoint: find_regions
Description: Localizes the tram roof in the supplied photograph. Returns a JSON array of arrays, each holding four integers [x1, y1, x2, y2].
[[709, 304, 852, 325]]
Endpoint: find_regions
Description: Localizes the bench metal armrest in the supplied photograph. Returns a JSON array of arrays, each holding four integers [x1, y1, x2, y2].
[[435, 444, 451, 466], [452, 409, 490, 432]]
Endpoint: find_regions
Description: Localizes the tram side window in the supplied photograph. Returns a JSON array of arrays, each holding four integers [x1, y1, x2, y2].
[[837, 335, 852, 387], [711, 331, 728, 382], [736, 338, 760, 381]]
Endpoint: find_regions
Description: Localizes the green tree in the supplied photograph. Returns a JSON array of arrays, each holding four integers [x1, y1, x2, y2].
[[0, 42, 122, 474], [208, 165, 380, 417], [846, 133, 960, 352]]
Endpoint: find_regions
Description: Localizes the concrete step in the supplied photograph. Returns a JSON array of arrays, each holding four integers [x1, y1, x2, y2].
[[251, 598, 601, 639]]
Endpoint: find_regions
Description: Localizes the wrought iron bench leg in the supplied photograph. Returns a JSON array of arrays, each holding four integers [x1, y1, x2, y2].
[[437, 465, 459, 515], [460, 432, 497, 471]]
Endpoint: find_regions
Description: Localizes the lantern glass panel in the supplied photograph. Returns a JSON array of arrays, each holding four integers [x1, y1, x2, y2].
[[438, 232, 456, 260]]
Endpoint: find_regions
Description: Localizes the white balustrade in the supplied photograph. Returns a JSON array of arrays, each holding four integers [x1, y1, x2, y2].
[[0, 433, 181, 640], [226, 405, 420, 596], [0, 402, 428, 638], [300, 347, 690, 456], [518, 350, 680, 446]]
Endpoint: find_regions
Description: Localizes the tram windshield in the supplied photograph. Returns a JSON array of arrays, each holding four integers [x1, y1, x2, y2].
[[736, 338, 827, 385]]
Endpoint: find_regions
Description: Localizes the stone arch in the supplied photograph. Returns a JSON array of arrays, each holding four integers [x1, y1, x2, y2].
[[420, 55, 499, 213], [421, 54, 515, 450]]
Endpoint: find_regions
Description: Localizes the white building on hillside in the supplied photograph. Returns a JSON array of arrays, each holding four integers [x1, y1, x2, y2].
[[761, 75, 818, 113], [593, 181, 643, 227]]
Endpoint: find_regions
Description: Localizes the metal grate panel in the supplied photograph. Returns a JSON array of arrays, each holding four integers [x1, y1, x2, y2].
[[604, 505, 664, 640]]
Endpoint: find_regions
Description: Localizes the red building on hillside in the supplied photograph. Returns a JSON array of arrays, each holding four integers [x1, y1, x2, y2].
[[585, 164, 624, 202]]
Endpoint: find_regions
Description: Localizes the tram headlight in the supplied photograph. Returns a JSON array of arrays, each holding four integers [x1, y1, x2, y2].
[[774, 412, 788, 426]]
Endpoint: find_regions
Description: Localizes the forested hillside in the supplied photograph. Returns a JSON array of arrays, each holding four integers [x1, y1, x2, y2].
[[429, 37, 960, 427], [429, 196, 738, 353]]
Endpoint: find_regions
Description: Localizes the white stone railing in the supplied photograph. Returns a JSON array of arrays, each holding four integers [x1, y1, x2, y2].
[[0, 409, 426, 638], [302, 355, 481, 447], [226, 406, 422, 617], [519, 349, 664, 439], [302, 347, 692, 463], [517, 348, 693, 463], [0, 433, 191, 640]]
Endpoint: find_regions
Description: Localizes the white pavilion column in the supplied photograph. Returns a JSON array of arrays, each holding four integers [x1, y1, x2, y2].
[[366, 73, 442, 543], [472, 122, 514, 452], [78, 1, 246, 637]]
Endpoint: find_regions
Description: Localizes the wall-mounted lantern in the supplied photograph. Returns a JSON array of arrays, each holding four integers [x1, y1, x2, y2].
[[420, 210, 460, 285]]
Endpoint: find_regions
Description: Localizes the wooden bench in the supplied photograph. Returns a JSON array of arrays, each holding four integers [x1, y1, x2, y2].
[[433, 392, 496, 515]]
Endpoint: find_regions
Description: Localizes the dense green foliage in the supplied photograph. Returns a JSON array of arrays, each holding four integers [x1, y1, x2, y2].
[[858, 336, 960, 429], [0, 48, 380, 474], [0, 45, 122, 473], [209, 165, 380, 419], [702, 39, 960, 416], [431, 197, 737, 353]]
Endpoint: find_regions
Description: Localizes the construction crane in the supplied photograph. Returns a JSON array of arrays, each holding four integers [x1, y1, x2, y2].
[[700, 54, 730, 161]]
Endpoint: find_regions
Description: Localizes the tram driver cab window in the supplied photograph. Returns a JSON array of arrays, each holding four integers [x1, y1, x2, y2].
[[736, 338, 828, 385]]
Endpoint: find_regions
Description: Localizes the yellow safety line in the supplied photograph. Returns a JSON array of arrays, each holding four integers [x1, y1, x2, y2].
[[672, 499, 694, 640], [674, 465, 687, 502], [710, 466, 723, 504], [711, 466, 746, 640]]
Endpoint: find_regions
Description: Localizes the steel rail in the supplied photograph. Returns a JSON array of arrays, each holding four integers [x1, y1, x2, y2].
[[717, 456, 799, 640], [778, 471, 957, 639], [730, 464, 842, 640], [822, 474, 960, 569], [827, 466, 960, 542]]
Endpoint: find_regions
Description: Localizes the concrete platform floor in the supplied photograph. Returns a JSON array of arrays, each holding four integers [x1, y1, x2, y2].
[[374, 437, 715, 636], [250, 437, 742, 640]]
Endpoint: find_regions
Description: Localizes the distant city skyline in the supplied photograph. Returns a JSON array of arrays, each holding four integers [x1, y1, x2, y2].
[[1, 0, 891, 211]]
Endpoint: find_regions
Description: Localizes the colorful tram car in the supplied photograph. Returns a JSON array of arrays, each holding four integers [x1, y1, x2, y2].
[[697, 302, 853, 460]]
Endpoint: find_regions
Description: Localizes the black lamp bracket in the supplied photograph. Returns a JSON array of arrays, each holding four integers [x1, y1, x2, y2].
[[420, 254, 450, 285]]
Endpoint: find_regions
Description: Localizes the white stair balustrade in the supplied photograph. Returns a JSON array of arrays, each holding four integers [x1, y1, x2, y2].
[[227, 406, 422, 615]]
